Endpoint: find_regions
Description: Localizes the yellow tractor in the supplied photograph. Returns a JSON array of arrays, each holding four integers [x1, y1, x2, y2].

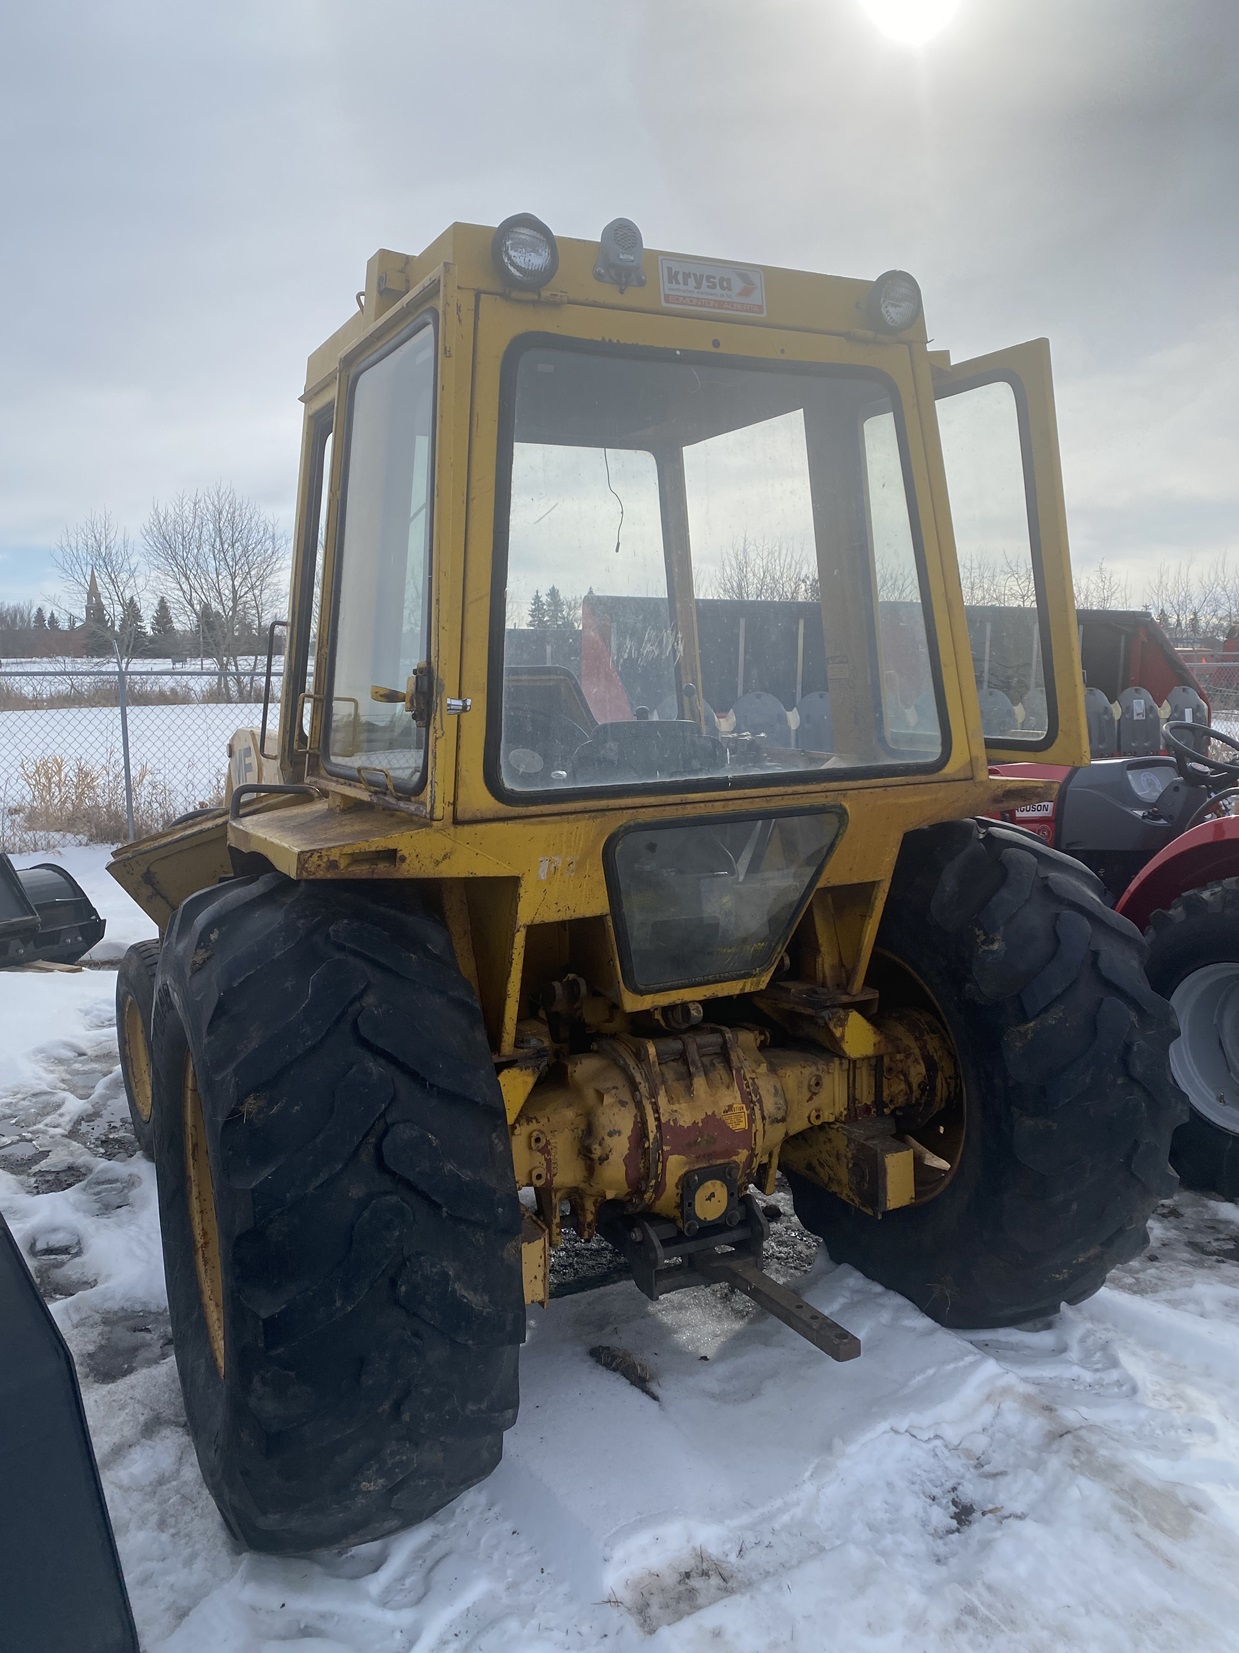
[[110, 216, 1183, 1554]]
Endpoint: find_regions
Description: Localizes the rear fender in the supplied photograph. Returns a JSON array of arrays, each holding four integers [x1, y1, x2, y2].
[[1116, 816, 1239, 931], [985, 761, 1071, 846], [107, 812, 231, 931]]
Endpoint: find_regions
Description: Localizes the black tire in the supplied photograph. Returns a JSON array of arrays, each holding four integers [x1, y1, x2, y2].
[[1145, 879, 1239, 1200], [150, 874, 524, 1553], [116, 939, 161, 1159], [787, 819, 1185, 1327]]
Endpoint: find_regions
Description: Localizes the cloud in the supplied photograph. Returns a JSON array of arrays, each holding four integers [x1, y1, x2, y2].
[[0, 0, 1235, 619]]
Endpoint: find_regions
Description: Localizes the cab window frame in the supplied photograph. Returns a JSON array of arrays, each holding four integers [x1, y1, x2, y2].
[[319, 309, 439, 797], [485, 331, 952, 806], [282, 407, 333, 768], [603, 803, 848, 994], [934, 368, 1059, 753]]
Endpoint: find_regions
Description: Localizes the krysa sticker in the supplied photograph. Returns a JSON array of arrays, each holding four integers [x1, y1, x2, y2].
[[659, 257, 766, 316]]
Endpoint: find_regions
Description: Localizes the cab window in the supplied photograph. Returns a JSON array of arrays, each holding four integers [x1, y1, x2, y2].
[[492, 341, 944, 797], [325, 321, 435, 790]]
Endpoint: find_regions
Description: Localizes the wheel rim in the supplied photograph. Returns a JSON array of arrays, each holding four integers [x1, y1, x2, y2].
[[869, 950, 967, 1204], [1170, 963, 1239, 1135], [182, 1052, 226, 1376], [121, 995, 154, 1124]]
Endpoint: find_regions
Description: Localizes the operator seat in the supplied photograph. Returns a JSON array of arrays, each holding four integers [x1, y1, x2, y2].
[[1116, 686, 1161, 756], [911, 690, 940, 735], [732, 691, 794, 749], [977, 688, 1017, 738], [795, 690, 833, 753], [1020, 687, 1048, 737], [1165, 684, 1210, 753], [1084, 685, 1117, 758], [655, 694, 720, 734]]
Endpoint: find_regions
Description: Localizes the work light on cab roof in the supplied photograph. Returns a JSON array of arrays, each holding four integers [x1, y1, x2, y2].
[[868, 268, 923, 331], [491, 212, 559, 290]]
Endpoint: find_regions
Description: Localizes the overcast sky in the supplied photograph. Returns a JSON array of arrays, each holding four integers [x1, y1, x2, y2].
[[1, 0, 1235, 613]]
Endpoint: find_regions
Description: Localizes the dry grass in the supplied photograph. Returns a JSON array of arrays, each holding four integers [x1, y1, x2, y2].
[[0, 753, 223, 851]]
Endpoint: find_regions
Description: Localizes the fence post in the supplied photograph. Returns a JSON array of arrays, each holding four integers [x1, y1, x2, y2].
[[113, 642, 135, 842]]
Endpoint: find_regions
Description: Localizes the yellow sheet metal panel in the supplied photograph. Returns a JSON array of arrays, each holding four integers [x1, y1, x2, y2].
[[107, 817, 232, 930], [780, 1120, 916, 1216], [520, 1212, 549, 1308]]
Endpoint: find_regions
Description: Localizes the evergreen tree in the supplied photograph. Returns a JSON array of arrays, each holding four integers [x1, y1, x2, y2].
[[197, 603, 226, 661], [149, 593, 177, 656], [544, 586, 567, 628], [47, 610, 60, 632], [33, 606, 47, 632], [528, 589, 547, 628], [119, 595, 148, 659]]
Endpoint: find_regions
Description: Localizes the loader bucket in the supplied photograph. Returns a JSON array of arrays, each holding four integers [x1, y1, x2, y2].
[[0, 1212, 139, 1652], [0, 854, 105, 967]]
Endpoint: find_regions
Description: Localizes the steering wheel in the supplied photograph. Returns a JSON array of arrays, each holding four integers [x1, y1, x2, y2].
[[1164, 720, 1239, 790], [502, 707, 590, 781]]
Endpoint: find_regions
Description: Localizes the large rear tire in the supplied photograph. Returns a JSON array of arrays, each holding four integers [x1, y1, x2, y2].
[[788, 820, 1185, 1327], [1145, 878, 1239, 1200], [116, 940, 160, 1160], [150, 874, 524, 1553]]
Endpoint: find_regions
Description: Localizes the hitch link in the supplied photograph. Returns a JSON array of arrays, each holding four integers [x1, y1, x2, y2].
[[692, 1248, 861, 1362]]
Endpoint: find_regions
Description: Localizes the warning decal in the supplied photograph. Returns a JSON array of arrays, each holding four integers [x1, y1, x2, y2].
[[658, 256, 766, 317]]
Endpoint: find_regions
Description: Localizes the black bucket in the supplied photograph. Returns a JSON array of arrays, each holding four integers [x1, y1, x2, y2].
[[0, 855, 106, 967], [0, 1211, 139, 1651]]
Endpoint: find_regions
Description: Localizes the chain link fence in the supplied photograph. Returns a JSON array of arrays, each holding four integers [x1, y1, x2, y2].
[[1190, 664, 1239, 739], [0, 661, 281, 852], [4, 652, 1235, 855]]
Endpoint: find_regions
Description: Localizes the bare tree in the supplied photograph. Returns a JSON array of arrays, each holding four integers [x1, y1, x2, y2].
[[1145, 558, 1197, 639], [959, 551, 1038, 608], [705, 534, 817, 601], [1199, 551, 1239, 639], [1074, 558, 1130, 611], [1141, 554, 1239, 644], [143, 485, 288, 695], [53, 509, 146, 662], [875, 561, 919, 602]]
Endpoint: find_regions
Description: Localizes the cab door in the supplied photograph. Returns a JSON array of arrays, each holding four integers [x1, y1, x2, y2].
[[930, 339, 1089, 767]]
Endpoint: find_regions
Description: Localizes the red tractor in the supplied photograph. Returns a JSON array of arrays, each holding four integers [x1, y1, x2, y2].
[[994, 608, 1239, 1200]]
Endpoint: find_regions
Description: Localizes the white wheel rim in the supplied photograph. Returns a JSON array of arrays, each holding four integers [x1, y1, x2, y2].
[[1169, 963, 1239, 1134]]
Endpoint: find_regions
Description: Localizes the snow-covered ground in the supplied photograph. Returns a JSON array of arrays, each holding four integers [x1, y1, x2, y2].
[[2, 849, 1239, 1650]]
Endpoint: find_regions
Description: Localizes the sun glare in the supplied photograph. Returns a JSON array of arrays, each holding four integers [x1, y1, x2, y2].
[[857, 0, 962, 46]]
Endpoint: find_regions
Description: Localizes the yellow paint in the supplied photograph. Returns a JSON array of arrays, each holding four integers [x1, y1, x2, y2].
[[693, 1180, 729, 1222], [781, 1121, 917, 1216], [104, 221, 1084, 1251], [520, 1212, 549, 1308], [498, 1065, 541, 1127]]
